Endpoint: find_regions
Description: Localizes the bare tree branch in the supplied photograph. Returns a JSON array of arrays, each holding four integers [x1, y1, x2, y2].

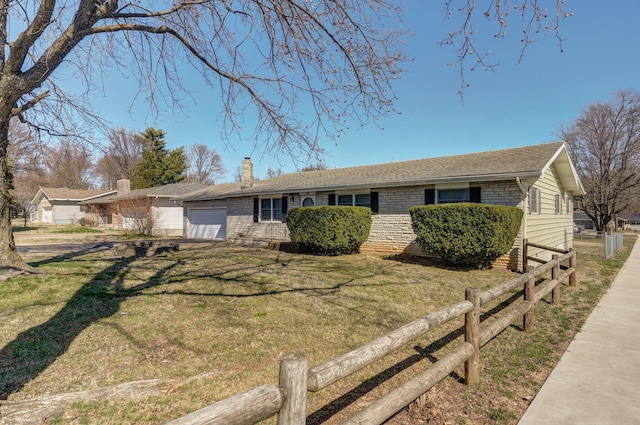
[[561, 90, 640, 231], [440, 1, 572, 95]]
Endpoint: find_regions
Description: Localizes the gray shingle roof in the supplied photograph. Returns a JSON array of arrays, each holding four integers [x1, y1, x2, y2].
[[182, 142, 577, 201], [39, 188, 115, 201], [82, 182, 209, 204]]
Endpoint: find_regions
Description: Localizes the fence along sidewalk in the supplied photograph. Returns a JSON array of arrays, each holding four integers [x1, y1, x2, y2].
[[165, 248, 577, 425]]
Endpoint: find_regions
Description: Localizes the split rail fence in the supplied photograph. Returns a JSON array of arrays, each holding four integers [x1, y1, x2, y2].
[[165, 246, 577, 425]]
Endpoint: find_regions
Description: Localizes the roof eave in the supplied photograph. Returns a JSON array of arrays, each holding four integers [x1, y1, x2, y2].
[[542, 143, 586, 195], [181, 172, 543, 201]]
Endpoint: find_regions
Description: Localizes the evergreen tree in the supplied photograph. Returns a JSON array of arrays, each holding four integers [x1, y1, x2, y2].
[[130, 128, 187, 189]]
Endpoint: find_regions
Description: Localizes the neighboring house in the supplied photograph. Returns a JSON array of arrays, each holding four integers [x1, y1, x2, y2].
[[31, 187, 116, 225], [573, 211, 640, 232], [81, 180, 207, 236], [573, 212, 595, 230], [178, 143, 585, 271], [620, 213, 640, 226], [575, 212, 636, 231]]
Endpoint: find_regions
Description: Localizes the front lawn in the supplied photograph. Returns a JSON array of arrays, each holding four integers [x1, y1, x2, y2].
[[0, 237, 634, 424]]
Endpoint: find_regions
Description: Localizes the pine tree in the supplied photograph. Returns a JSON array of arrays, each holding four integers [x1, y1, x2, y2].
[[130, 128, 187, 189]]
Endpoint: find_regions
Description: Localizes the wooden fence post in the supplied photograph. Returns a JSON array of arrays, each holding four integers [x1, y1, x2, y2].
[[465, 288, 480, 385], [551, 254, 560, 305], [524, 265, 535, 331], [522, 238, 528, 272], [569, 248, 577, 287], [278, 353, 307, 425]]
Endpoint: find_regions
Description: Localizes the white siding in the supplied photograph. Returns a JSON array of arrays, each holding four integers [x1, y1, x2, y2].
[[151, 199, 184, 236], [526, 164, 574, 261]]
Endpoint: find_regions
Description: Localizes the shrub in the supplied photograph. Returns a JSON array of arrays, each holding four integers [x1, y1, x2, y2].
[[79, 215, 99, 227], [409, 203, 523, 268], [286, 206, 372, 255]]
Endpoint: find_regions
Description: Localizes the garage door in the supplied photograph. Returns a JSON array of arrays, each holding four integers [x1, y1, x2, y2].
[[187, 208, 227, 240]]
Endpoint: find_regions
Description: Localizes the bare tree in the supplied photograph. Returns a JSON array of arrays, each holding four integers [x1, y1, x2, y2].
[[8, 120, 46, 225], [94, 128, 143, 189], [0, 2, 573, 269], [300, 160, 328, 172], [0, 1, 409, 269], [44, 140, 94, 190], [186, 143, 225, 184], [119, 198, 156, 236], [560, 90, 640, 231], [265, 167, 284, 179], [440, 1, 572, 94]]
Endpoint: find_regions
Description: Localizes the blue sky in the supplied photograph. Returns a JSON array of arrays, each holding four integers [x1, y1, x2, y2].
[[82, 1, 639, 181]]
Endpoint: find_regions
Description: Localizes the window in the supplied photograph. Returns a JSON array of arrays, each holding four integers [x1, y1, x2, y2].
[[338, 193, 371, 208], [437, 188, 469, 204], [425, 187, 480, 205], [261, 198, 282, 221], [330, 192, 378, 212], [555, 194, 561, 214], [302, 196, 315, 207], [529, 187, 540, 214]]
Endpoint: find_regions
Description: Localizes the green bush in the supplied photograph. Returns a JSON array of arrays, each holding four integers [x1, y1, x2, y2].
[[409, 203, 523, 268], [287, 206, 372, 255]]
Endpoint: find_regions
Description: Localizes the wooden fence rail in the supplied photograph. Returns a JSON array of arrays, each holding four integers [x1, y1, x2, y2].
[[165, 245, 577, 425]]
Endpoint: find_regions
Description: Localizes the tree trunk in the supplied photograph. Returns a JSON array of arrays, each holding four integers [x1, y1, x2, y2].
[[0, 113, 32, 271]]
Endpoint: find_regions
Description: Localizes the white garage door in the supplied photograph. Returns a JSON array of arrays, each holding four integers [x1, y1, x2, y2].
[[187, 208, 227, 240]]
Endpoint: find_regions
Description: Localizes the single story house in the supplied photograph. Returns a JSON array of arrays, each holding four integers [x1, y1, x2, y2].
[[573, 212, 595, 230], [178, 142, 585, 271], [574, 212, 635, 231], [81, 179, 207, 236], [31, 187, 116, 224], [620, 213, 640, 227]]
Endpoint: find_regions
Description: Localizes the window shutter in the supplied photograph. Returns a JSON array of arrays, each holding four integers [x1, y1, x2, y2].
[[370, 192, 379, 213], [281, 196, 288, 222], [425, 188, 435, 205], [253, 198, 259, 222], [470, 187, 481, 203], [328, 194, 336, 205]]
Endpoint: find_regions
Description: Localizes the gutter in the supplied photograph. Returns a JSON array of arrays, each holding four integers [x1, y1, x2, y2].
[[516, 177, 528, 266], [179, 171, 543, 203]]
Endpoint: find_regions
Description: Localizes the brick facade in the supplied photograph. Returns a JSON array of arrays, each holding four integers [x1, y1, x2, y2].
[[185, 180, 527, 271]]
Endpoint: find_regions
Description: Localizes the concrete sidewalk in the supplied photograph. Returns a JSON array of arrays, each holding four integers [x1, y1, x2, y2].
[[518, 236, 640, 424]]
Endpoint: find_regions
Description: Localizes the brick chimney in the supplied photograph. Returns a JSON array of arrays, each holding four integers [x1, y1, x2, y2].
[[117, 179, 130, 195], [241, 157, 253, 187]]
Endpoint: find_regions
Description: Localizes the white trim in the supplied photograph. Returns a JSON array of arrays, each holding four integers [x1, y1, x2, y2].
[[259, 197, 283, 222]]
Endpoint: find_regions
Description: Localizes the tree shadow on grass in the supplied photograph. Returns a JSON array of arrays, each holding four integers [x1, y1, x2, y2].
[[0, 251, 182, 400], [0, 247, 391, 401], [384, 254, 482, 272], [307, 288, 529, 424]]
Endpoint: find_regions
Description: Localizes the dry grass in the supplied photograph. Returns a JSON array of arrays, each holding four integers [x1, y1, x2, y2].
[[391, 235, 636, 425], [0, 235, 634, 424]]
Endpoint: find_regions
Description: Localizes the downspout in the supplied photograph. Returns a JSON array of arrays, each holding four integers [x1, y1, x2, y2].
[[516, 177, 528, 271]]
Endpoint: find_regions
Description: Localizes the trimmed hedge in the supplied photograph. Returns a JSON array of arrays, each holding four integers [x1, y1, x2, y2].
[[409, 203, 523, 268], [286, 206, 372, 255]]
